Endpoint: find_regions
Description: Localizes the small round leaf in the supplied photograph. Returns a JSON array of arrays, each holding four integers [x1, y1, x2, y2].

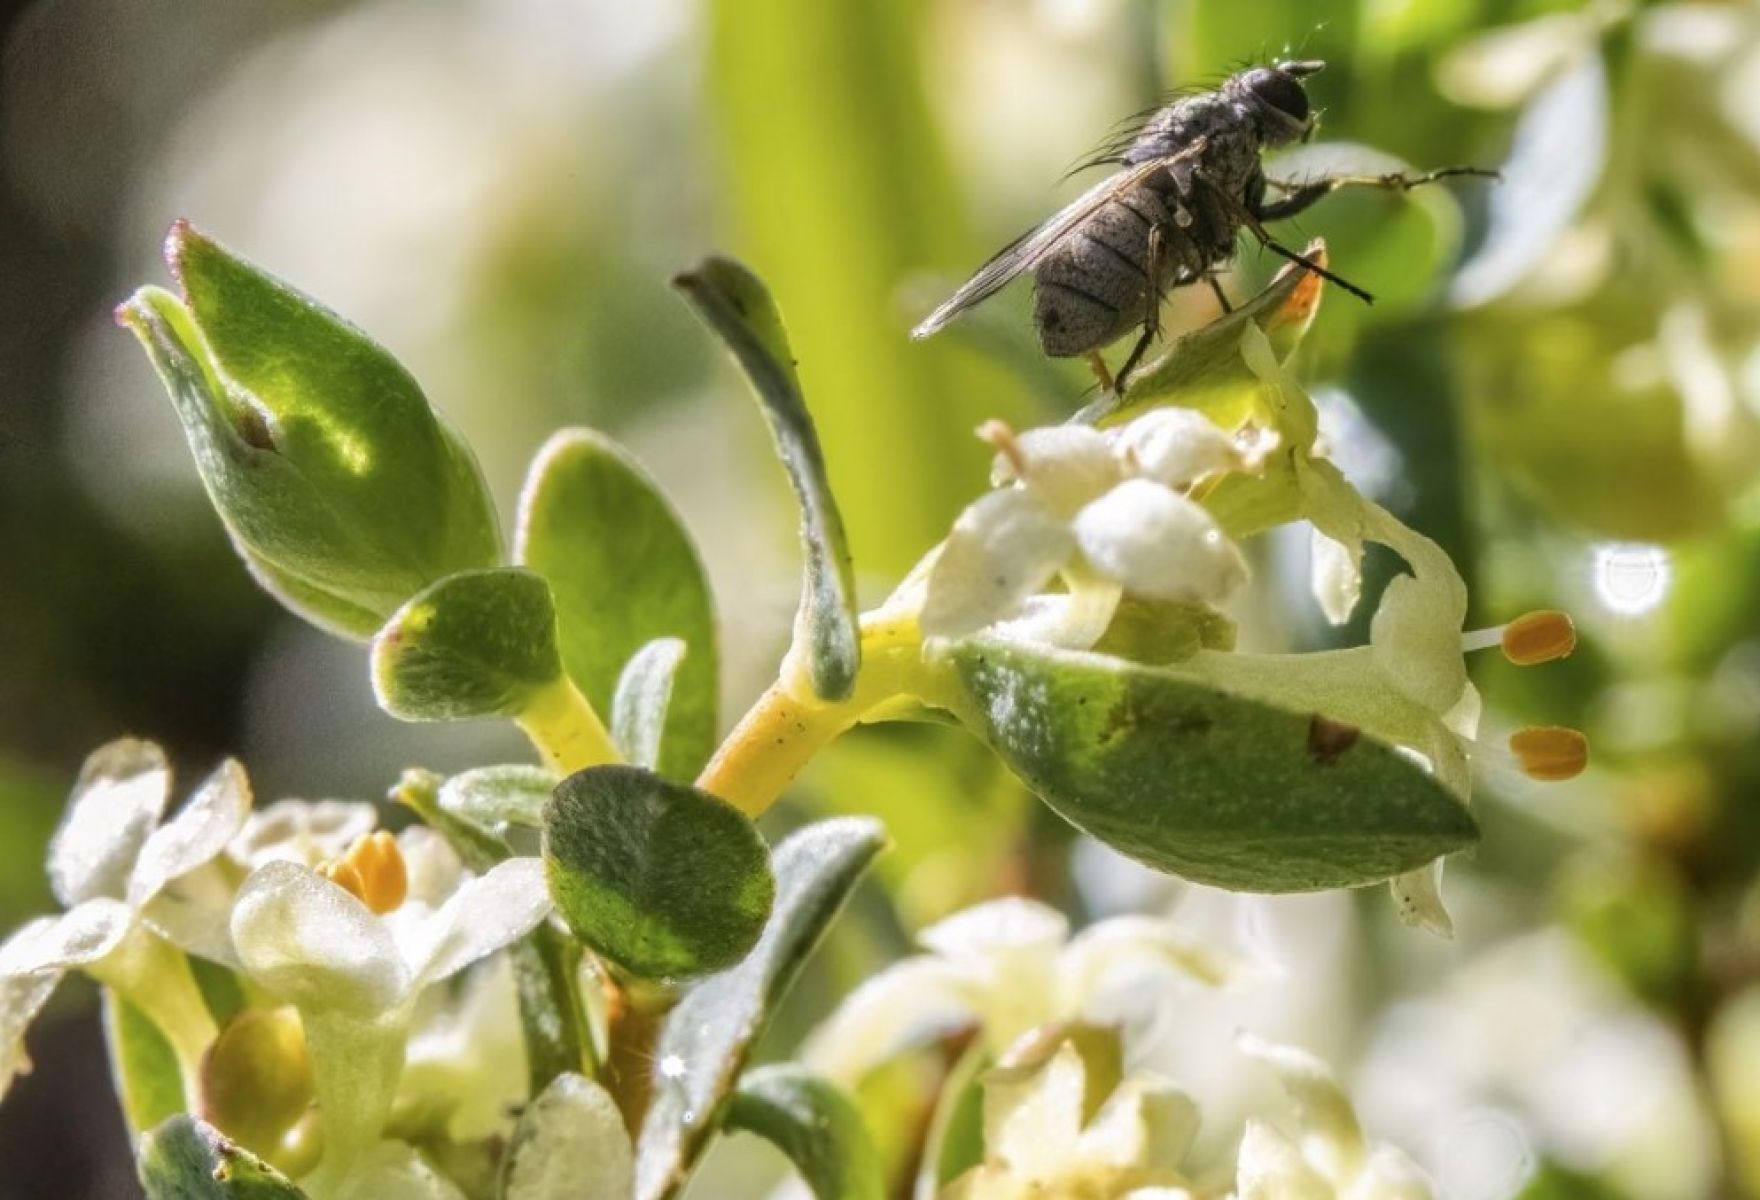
[[543, 766, 775, 980]]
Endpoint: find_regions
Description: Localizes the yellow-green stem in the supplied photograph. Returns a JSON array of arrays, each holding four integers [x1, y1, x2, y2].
[[517, 675, 622, 774], [697, 610, 952, 816]]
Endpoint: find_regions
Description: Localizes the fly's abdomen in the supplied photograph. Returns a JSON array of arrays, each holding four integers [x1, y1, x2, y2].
[[1030, 186, 1196, 357]]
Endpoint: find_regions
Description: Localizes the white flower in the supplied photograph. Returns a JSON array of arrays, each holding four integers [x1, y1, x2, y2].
[[805, 898, 1230, 1083], [0, 739, 250, 1098], [1235, 1036, 1434, 1200], [394, 954, 528, 1143], [919, 414, 1259, 648], [941, 1035, 1199, 1200], [230, 798, 381, 870], [228, 845, 551, 1189]]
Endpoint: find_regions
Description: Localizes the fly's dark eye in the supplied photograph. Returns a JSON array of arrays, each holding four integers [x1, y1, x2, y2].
[[1244, 68, 1309, 124]]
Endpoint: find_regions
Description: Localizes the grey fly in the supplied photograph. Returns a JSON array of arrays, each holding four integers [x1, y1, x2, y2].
[[911, 60, 1494, 391]]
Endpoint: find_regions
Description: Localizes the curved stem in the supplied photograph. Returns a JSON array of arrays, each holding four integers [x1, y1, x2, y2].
[[697, 609, 955, 817], [517, 675, 622, 774]]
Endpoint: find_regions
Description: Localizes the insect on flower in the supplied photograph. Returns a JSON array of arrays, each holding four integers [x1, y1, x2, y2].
[[912, 60, 1495, 391]]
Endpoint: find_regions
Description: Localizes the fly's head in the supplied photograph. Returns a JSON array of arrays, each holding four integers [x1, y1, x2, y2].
[[1228, 59, 1324, 147]]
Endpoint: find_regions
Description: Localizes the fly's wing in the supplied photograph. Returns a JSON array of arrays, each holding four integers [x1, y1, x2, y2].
[[910, 141, 1206, 341]]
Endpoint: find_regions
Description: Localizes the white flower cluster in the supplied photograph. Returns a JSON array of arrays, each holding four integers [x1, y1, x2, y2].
[[0, 739, 582, 1200], [919, 410, 1271, 649], [805, 897, 1434, 1200]]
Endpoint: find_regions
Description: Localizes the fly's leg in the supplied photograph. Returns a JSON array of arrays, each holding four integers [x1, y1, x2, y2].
[[1085, 352, 1116, 393], [1225, 189, 1375, 304], [1206, 275, 1234, 314], [1114, 223, 1167, 394], [1256, 165, 1498, 221]]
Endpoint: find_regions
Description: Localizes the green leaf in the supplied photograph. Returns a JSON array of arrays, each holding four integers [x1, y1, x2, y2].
[[724, 1066, 883, 1200], [437, 764, 556, 834], [612, 638, 687, 771], [673, 258, 860, 702], [634, 817, 886, 1200], [103, 992, 185, 1136], [515, 429, 718, 782], [117, 224, 499, 639], [372, 568, 562, 721], [946, 640, 1477, 892], [137, 1115, 307, 1199], [542, 766, 775, 980]]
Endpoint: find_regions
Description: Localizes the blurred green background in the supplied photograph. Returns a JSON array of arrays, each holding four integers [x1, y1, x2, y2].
[[3, 0, 1760, 1196]]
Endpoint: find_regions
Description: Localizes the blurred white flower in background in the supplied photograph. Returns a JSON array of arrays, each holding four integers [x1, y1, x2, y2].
[[805, 896, 1232, 1084], [1356, 931, 1718, 1200]]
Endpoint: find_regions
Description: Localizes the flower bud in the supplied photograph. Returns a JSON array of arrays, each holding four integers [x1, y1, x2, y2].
[[116, 222, 501, 639]]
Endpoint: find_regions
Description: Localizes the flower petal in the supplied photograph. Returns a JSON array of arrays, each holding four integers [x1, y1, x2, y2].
[[994, 425, 1120, 514], [1076, 1074, 1199, 1173], [0, 901, 135, 976], [1240, 1036, 1367, 1186], [396, 826, 465, 910], [231, 862, 407, 1016], [332, 1140, 469, 1200], [404, 858, 552, 990], [1389, 862, 1454, 939], [1073, 480, 1247, 604], [920, 897, 1070, 960], [922, 489, 1075, 639], [802, 957, 978, 1082], [0, 971, 61, 1098], [1311, 529, 1364, 626], [1059, 915, 1236, 1016], [141, 891, 242, 968], [1109, 409, 1241, 491], [990, 578, 1123, 652], [1235, 1119, 1333, 1200], [501, 1073, 633, 1200], [127, 759, 253, 908], [1351, 1145, 1437, 1200], [230, 799, 379, 870], [48, 739, 169, 907], [985, 1041, 1088, 1179]]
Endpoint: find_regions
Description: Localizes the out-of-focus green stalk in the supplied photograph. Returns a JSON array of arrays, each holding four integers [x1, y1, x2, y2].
[[705, 0, 1031, 572]]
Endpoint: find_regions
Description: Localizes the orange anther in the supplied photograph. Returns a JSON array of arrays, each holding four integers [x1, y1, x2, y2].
[[318, 831, 408, 914], [1509, 726, 1589, 782], [1502, 610, 1577, 666]]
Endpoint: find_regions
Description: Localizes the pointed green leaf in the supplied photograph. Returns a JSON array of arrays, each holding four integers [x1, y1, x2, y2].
[[117, 224, 499, 639], [725, 1066, 883, 1200], [635, 818, 886, 1200], [372, 568, 562, 721], [137, 1115, 307, 1199], [515, 430, 718, 782], [946, 639, 1477, 892], [543, 766, 774, 980], [612, 638, 687, 771], [673, 258, 859, 702]]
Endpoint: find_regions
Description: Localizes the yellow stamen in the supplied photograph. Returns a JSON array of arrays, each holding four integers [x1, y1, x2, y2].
[[1509, 726, 1589, 782], [317, 831, 408, 914], [1500, 609, 1576, 666]]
